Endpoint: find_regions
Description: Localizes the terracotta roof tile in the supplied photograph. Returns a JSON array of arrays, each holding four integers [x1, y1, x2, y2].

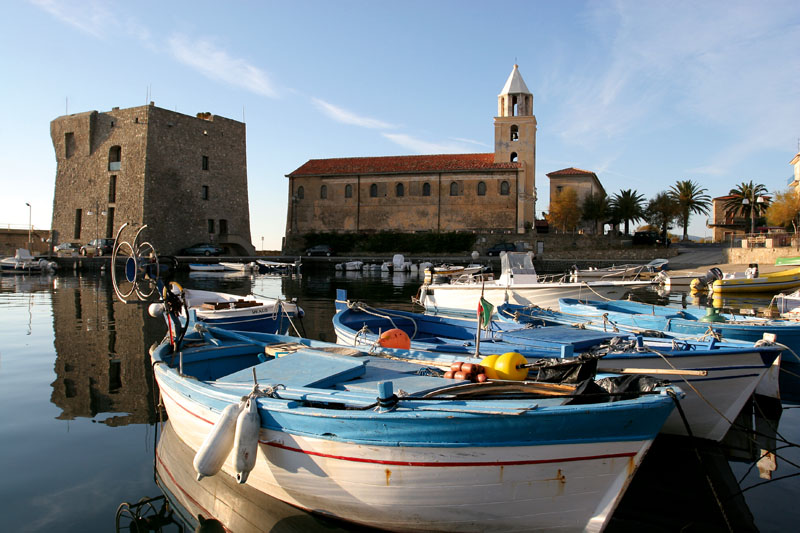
[[546, 167, 596, 177], [287, 153, 520, 177]]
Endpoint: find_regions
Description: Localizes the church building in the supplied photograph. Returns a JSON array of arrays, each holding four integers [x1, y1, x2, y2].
[[284, 65, 537, 246]]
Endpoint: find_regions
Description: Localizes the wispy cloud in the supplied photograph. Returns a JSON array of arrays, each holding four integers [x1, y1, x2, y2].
[[168, 34, 278, 98], [312, 98, 396, 129], [31, 0, 111, 39], [381, 133, 480, 154]]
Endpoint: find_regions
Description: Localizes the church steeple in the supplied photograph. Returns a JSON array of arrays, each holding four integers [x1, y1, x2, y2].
[[494, 64, 537, 233], [498, 64, 533, 117]]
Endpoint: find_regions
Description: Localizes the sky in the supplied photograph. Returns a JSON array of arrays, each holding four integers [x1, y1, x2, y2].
[[1, 0, 799, 249]]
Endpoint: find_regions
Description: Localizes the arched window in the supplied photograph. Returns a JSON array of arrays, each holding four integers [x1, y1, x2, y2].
[[370, 183, 378, 197], [510, 152, 518, 163], [500, 181, 510, 195], [320, 185, 327, 199], [477, 181, 486, 196], [108, 145, 121, 171], [450, 182, 459, 196], [344, 184, 352, 198], [396, 183, 404, 197], [296, 186, 304, 199], [422, 182, 431, 197], [510, 125, 519, 141]]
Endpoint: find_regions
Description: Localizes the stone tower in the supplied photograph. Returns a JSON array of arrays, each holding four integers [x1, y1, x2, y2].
[[494, 65, 537, 232], [50, 103, 255, 255]]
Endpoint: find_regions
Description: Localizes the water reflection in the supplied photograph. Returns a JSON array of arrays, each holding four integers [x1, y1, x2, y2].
[[50, 274, 164, 425]]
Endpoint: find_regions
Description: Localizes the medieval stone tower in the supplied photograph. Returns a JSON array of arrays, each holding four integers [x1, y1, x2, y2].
[[50, 103, 255, 255], [494, 64, 537, 232]]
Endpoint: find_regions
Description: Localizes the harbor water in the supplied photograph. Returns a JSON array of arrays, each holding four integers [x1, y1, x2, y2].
[[1, 267, 799, 531]]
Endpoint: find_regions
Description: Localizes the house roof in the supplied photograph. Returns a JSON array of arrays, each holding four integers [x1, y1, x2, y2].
[[546, 167, 597, 178], [287, 153, 520, 177], [499, 64, 531, 96]]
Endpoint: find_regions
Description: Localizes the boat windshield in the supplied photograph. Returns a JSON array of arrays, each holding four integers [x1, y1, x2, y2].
[[501, 252, 536, 275]]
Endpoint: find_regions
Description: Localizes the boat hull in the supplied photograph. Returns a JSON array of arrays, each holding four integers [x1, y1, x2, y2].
[[157, 380, 657, 533]]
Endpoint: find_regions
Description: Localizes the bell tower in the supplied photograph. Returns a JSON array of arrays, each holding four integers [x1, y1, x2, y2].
[[494, 64, 537, 233]]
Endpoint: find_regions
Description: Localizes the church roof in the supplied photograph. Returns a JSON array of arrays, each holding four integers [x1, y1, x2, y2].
[[546, 167, 597, 177], [287, 153, 520, 177], [499, 64, 531, 96]]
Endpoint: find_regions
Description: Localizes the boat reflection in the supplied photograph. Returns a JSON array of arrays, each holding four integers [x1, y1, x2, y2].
[[144, 420, 365, 533]]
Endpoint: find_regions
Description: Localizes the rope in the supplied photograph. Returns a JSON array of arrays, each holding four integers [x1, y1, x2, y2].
[[347, 301, 418, 339]]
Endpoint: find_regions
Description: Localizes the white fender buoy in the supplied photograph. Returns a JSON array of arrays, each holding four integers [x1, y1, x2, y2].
[[233, 396, 261, 484], [193, 401, 243, 481]]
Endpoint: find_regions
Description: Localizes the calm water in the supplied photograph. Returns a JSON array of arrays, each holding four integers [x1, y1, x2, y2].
[[1, 268, 799, 531]]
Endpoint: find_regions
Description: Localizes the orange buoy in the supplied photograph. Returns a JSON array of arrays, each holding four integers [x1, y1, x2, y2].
[[494, 352, 529, 381], [378, 328, 411, 350], [480, 355, 500, 379]]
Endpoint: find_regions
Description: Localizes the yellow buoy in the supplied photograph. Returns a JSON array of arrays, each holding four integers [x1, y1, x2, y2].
[[480, 354, 500, 379], [494, 352, 528, 381]]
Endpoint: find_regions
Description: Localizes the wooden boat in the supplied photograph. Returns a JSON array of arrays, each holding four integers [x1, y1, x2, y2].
[[188, 263, 225, 272], [175, 288, 303, 333], [149, 314, 677, 532], [220, 261, 254, 272], [416, 252, 652, 315], [711, 266, 800, 294], [334, 290, 780, 441]]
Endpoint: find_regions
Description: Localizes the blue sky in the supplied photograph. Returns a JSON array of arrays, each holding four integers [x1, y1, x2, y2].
[[2, 0, 799, 248]]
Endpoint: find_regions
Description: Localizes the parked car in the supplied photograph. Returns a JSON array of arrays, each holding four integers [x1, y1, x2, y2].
[[633, 230, 662, 244], [306, 244, 334, 256], [80, 238, 115, 256], [486, 242, 516, 256], [179, 243, 224, 256], [54, 242, 80, 256]]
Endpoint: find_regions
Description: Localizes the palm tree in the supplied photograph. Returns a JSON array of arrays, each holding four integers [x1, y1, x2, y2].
[[609, 189, 645, 235], [667, 180, 711, 241], [723, 181, 770, 233]]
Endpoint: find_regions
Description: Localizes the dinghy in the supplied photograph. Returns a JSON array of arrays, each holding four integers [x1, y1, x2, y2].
[[149, 303, 677, 532]]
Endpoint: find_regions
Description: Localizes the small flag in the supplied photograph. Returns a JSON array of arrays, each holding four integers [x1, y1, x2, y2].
[[477, 297, 494, 330]]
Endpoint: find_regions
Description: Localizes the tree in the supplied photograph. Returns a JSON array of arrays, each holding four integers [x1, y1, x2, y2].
[[668, 180, 711, 241], [548, 187, 582, 233], [645, 192, 680, 247], [581, 191, 609, 234], [723, 181, 771, 232], [609, 189, 645, 235], [766, 189, 800, 232]]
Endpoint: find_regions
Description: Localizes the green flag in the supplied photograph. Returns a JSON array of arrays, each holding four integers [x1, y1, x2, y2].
[[477, 297, 494, 330]]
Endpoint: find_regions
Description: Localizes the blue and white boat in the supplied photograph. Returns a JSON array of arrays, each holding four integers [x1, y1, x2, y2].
[[179, 288, 303, 334], [149, 312, 677, 532], [334, 291, 781, 441]]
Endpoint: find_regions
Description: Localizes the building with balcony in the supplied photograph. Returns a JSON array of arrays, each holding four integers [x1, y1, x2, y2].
[[50, 103, 254, 255]]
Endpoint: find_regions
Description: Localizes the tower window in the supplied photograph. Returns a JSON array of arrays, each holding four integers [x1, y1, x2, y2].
[[202, 185, 209, 200], [396, 183, 404, 197], [74, 209, 82, 239], [477, 181, 486, 196], [108, 175, 117, 202], [510, 152, 518, 163], [202, 155, 209, 170], [108, 146, 121, 171], [511, 95, 518, 117], [320, 185, 327, 199], [500, 181, 510, 195], [208, 219, 215, 234], [297, 186, 304, 199], [370, 184, 378, 197], [65, 132, 75, 158], [422, 182, 431, 197], [345, 184, 353, 198], [510, 125, 519, 141], [450, 182, 459, 196], [106, 207, 115, 238]]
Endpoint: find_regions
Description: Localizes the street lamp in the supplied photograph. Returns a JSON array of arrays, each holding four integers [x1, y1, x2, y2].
[[25, 202, 31, 246], [742, 195, 765, 235]]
